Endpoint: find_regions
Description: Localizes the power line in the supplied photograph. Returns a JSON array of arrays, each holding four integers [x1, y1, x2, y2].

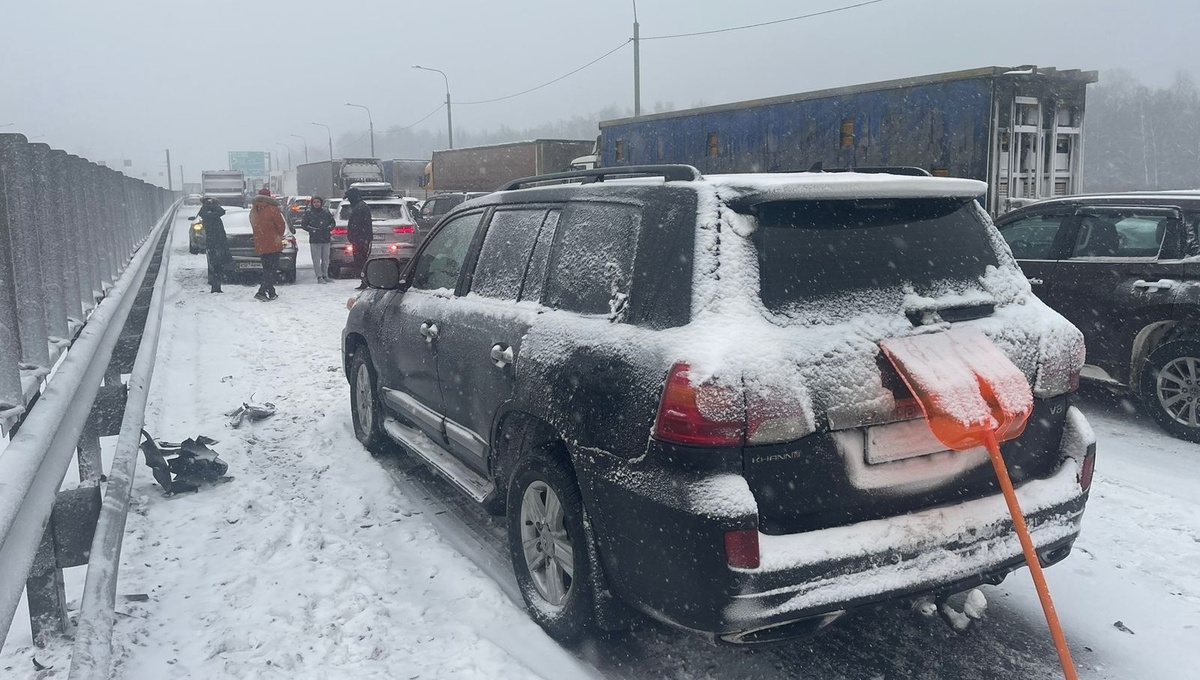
[[642, 0, 887, 40], [397, 102, 447, 130], [458, 40, 631, 105]]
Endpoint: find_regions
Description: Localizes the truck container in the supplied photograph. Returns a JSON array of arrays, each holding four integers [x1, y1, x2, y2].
[[382, 158, 430, 196], [201, 170, 246, 207], [598, 66, 1098, 215], [429, 139, 595, 193], [296, 158, 385, 198]]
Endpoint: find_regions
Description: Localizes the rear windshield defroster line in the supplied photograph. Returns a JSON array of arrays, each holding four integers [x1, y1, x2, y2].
[[749, 198, 998, 310]]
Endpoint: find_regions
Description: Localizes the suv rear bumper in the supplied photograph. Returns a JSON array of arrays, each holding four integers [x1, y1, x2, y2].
[[583, 406, 1094, 643]]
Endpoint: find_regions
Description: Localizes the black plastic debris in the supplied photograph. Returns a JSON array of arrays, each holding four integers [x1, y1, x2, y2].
[[225, 399, 276, 429], [139, 430, 230, 495]]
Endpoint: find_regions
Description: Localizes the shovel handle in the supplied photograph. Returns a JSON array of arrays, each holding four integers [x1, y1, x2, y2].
[[984, 432, 1078, 680]]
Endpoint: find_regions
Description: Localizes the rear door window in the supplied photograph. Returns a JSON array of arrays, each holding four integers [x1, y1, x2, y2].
[[999, 212, 1072, 259], [751, 198, 998, 311], [470, 209, 549, 301], [545, 202, 640, 316]]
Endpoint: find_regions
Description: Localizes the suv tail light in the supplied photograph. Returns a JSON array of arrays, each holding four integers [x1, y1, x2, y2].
[[1078, 450, 1095, 491], [393, 225, 415, 234], [724, 529, 760, 569], [654, 363, 743, 446], [331, 227, 348, 235]]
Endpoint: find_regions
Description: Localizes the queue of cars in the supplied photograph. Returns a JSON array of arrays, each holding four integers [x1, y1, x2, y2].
[[342, 165, 1096, 644], [186, 204, 299, 283]]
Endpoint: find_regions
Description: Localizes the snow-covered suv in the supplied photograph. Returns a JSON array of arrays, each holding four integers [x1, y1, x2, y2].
[[342, 165, 1096, 644]]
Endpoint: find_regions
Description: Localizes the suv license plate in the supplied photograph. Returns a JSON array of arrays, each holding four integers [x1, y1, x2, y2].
[[864, 418, 946, 464]]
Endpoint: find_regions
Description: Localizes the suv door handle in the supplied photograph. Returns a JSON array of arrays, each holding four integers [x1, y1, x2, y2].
[[419, 322, 439, 342], [1027, 277, 1044, 286], [490, 343, 514, 368], [1134, 279, 1177, 292]]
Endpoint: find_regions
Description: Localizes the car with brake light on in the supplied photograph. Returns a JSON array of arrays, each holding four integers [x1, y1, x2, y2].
[[342, 164, 1096, 644], [996, 190, 1200, 441], [283, 195, 312, 231], [219, 206, 298, 283], [329, 182, 419, 278]]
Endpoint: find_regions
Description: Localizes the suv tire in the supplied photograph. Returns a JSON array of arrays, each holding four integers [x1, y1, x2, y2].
[[349, 347, 388, 452], [1141, 339, 1200, 442], [506, 447, 594, 643]]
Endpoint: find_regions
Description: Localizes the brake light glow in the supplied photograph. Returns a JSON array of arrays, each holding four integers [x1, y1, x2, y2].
[[331, 227, 348, 235], [1079, 451, 1095, 491], [393, 225, 415, 234], [290, 205, 303, 212], [388, 244, 399, 253], [653, 362, 743, 447], [723, 529, 760, 569], [345, 244, 353, 254]]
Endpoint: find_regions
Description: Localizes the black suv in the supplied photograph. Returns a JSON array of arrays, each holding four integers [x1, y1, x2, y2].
[[414, 191, 489, 236], [996, 192, 1200, 441], [343, 166, 1096, 644]]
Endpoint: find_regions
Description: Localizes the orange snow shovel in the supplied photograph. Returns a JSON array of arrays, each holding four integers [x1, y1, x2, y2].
[[880, 327, 1077, 680]]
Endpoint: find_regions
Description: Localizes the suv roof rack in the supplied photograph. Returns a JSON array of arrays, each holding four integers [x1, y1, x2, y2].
[[798, 163, 932, 177], [499, 164, 702, 191]]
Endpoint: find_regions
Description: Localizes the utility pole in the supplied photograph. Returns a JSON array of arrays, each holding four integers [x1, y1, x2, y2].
[[165, 149, 173, 190], [291, 134, 309, 163], [633, 0, 641, 117], [413, 65, 454, 148], [346, 103, 374, 157]]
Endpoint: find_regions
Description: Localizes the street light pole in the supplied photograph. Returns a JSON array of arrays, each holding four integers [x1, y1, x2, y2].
[[291, 134, 309, 163], [312, 122, 334, 161], [345, 103, 374, 157], [165, 149, 173, 191], [633, 0, 641, 117], [412, 65, 453, 148]]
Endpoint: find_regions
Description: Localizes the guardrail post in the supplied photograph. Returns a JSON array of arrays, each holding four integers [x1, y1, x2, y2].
[[68, 155, 100, 310], [30, 143, 70, 347], [0, 137, 24, 417], [0, 133, 51, 373], [49, 150, 85, 329]]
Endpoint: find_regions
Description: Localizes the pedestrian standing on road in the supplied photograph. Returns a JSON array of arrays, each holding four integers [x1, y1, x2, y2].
[[344, 186, 373, 290], [249, 194, 286, 301], [196, 197, 230, 293], [299, 196, 335, 283]]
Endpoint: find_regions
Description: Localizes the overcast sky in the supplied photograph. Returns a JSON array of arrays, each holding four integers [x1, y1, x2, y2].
[[3, 0, 1197, 185]]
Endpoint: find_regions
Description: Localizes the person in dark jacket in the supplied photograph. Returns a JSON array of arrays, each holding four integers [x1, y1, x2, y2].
[[344, 186, 373, 289], [196, 198, 230, 293], [299, 196, 335, 283]]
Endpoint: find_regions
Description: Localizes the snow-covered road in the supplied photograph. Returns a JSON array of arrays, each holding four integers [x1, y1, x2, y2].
[[4, 209, 1199, 678]]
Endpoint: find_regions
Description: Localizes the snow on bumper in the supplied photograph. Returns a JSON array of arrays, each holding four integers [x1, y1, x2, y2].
[[727, 407, 1094, 628]]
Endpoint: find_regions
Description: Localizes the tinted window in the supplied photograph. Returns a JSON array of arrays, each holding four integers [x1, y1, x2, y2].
[[410, 212, 483, 291], [752, 198, 998, 310], [1071, 209, 1171, 258], [471, 209, 547, 301], [545, 203, 640, 316], [999, 213, 1069, 259]]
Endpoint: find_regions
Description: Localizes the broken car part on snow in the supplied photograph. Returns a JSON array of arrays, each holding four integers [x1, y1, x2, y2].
[[139, 431, 230, 495]]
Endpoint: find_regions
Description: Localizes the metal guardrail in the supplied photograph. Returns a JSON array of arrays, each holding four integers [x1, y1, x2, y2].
[[0, 132, 177, 660]]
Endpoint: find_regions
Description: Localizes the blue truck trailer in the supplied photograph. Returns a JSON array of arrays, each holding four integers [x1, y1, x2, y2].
[[599, 66, 1097, 215]]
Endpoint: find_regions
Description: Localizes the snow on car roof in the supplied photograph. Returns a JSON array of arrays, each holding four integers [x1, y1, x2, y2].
[[703, 172, 987, 203]]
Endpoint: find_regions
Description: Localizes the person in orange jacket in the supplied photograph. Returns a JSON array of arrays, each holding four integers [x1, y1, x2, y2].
[[249, 194, 286, 301]]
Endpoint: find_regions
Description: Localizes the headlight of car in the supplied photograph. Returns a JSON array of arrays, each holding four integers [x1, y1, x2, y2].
[[192, 223, 203, 231]]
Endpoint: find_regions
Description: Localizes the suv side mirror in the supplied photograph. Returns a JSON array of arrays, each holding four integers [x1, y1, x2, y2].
[[364, 257, 404, 290]]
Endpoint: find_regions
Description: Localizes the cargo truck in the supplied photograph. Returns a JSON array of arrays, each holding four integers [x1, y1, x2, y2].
[[428, 139, 595, 193], [201, 170, 247, 207], [598, 65, 1098, 215], [296, 158, 385, 198], [381, 159, 430, 196]]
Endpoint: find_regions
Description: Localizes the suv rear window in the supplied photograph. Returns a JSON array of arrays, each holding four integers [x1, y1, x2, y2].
[[751, 198, 997, 309], [339, 203, 410, 221], [545, 202, 640, 316]]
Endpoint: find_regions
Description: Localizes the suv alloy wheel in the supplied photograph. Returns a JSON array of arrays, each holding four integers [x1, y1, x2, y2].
[[349, 347, 387, 452], [506, 447, 594, 642], [1141, 339, 1200, 442]]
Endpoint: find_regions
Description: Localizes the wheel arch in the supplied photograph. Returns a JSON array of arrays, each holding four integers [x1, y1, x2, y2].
[[1130, 319, 1200, 394], [343, 332, 369, 380]]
